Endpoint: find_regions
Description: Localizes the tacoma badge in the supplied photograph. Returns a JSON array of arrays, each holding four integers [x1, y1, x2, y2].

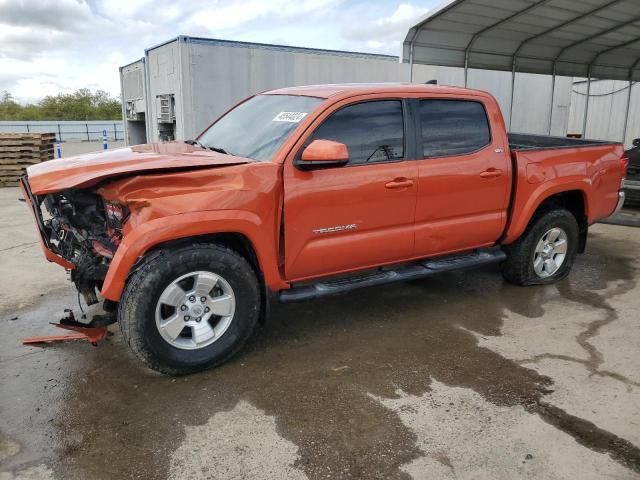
[[312, 224, 357, 235]]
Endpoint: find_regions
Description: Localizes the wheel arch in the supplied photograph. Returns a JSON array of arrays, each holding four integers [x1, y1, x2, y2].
[[139, 232, 273, 326], [503, 185, 590, 251], [144, 232, 261, 275], [100, 210, 287, 304], [533, 190, 588, 252]]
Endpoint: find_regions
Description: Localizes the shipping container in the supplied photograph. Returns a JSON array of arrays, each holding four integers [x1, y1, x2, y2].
[[121, 36, 400, 144], [120, 36, 574, 145], [120, 58, 148, 145]]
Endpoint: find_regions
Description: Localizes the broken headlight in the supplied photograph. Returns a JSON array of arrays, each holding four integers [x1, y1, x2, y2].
[[104, 200, 130, 230]]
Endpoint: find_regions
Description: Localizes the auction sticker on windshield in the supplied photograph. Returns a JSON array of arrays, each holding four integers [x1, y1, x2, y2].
[[273, 112, 307, 122]]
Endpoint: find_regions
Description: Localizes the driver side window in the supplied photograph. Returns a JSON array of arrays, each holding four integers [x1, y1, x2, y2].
[[309, 100, 404, 165]]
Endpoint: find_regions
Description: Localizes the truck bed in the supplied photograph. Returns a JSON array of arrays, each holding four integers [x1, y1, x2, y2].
[[508, 133, 617, 151], [504, 134, 625, 244]]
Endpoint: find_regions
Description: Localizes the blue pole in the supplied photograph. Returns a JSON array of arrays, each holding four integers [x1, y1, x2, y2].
[[103, 129, 108, 150], [56, 141, 62, 159]]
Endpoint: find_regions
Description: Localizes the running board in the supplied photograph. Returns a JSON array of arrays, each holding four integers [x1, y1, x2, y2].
[[279, 249, 506, 303]]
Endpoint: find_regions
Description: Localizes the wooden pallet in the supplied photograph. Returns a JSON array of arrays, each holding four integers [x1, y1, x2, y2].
[[0, 152, 53, 160], [0, 133, 55, 140], [1, 145, 54, 152], [0, 177, 27, 185], [0, 134, 55, 146], [0, 182, 20, 188], [0, 158, 46, 166], [0, 173, 23, 179], [0, 164, 36, 172], [0, 133, 55, 187]]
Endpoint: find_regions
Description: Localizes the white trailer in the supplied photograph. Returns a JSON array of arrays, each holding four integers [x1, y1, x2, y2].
[[119, 35, 573, 145], [119, 59, 147, 145], [120, 36, 401, 144]]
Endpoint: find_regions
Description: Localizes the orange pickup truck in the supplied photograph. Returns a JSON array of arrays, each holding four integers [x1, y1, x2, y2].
[[21, 83, 628, 374]]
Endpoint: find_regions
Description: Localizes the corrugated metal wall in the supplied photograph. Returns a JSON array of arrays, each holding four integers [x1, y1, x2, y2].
[[407, 65, 572, 136], [146, 40, 184, 141], [569, 79, 639, 148], [120, 59, 147, 145], [122, 62, 144, 99]]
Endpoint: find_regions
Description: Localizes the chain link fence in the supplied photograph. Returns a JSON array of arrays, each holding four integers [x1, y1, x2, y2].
[[0, 121, 125, 142]]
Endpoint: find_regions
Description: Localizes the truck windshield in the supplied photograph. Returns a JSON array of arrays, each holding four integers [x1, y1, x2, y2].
[[198, 94, 324, 161]]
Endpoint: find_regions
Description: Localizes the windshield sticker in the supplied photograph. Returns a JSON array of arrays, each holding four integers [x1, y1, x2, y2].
[[272, 111, 307, 123]]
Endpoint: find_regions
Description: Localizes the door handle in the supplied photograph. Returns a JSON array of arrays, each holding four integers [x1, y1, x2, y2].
[[479, 168, 503, 178], [385, 178, 414, 189]]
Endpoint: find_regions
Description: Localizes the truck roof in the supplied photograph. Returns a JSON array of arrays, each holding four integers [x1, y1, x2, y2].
[[265, 83, 486, 99]]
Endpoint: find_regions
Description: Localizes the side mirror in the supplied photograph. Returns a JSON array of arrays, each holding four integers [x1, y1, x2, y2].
[[295, 139, 349, 170], [633, 138, 640, 148]]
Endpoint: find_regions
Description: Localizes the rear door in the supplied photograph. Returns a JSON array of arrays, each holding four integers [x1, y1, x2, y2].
[[282, 98, 417, 281], [413, 97, 511, 257]]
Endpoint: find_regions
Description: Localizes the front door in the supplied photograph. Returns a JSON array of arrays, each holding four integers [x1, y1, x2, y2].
[[413, 98, 511, 256], [283, 99, 417, 281]]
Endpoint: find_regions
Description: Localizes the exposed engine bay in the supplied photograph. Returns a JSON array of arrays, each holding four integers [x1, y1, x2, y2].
[[37, 189, 127, 305]]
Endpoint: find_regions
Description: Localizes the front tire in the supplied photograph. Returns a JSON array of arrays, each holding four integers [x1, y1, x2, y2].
[[501, 209, 579, 286], [119, 243, 260, 375]]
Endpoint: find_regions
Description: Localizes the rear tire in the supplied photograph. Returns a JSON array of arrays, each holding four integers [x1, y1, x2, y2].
[[501, 208, 579, 286], [119, 243, 260, 375]]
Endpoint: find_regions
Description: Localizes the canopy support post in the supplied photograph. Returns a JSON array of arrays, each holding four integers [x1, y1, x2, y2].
[[548, 68, 556, 135], [582, 70, 592, 138], [622, 58, 640, 145], [508, 59, 516, 131], [464, 49, 469, 87], [409, 42, 414, 82], [622, 79, 632, 144]]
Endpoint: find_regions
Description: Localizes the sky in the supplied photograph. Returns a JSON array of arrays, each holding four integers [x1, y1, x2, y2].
[[0, 0, 437, 103]]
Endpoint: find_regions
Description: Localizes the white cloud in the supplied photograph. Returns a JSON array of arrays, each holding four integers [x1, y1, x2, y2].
[[343, 3, 428, 51], [0, 0, 434, 103], [0, 0, 91, 31], [0, 0, 170, 101], [179, 0, 342, 35], [389, 3, 425, 23], [93, 0, 155, 19]]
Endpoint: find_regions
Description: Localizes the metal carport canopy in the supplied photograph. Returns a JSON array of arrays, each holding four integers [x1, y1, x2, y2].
[[403, 0, 640, 137]]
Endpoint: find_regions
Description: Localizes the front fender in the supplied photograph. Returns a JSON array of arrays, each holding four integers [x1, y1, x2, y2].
[[100, 210, 286, 301]]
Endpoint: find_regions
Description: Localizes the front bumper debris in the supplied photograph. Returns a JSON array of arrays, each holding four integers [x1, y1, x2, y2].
[[22, 310, 110, 347], [19, 176, 75, 269]]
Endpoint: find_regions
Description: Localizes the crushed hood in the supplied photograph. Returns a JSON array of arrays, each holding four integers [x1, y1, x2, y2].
[[26, 142, 253, 194]]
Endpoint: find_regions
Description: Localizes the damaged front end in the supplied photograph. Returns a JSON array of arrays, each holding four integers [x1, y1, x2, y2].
[[21, 176, 126, 308]]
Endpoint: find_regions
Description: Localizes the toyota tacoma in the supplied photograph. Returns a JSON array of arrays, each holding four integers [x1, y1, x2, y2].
[[21, 84, 628, 374]]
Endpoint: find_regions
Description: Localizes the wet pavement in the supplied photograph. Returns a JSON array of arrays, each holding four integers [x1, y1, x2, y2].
[[600, 205, 640, 228], [1, 186, 639, 479]]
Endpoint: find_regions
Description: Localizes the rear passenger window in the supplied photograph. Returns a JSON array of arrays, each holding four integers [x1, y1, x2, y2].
[[310, 100, 404, 164], [419, 100, 490, 157]]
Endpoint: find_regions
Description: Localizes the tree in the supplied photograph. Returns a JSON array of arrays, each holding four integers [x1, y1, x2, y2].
[[0, 90, 23, 119], [0, 89, 123, 121]]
